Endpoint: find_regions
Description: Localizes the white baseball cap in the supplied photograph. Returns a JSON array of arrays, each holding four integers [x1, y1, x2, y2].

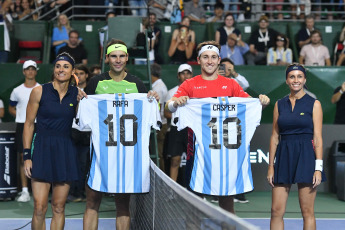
[[177, 64, 192, 73], [23, 60, 38, 70]]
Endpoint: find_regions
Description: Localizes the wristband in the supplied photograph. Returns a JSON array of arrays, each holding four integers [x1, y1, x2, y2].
[[340, 89, 344, 94], [168, 101, 177, 113], [315, 159, 323, 172], [23, 149, 31, 161]]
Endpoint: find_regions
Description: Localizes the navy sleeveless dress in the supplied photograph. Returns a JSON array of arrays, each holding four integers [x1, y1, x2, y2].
[[274, 94, 326, 184], [31, 83, 79, 182]]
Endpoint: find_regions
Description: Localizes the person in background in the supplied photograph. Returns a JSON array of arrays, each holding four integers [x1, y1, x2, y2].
[[172, 16, 195, 44], [267, 34, 292, 66], [9, 0, 21, 20], [219, 58, 249, 91], [297, 15, 315, 49], [148, 0, 167, 21], [23, 52, 79, 229], [168, 25, 194, 64], [0, 99, 4, 122], [290, 0, 308, 20], [9, 60, 40, 203], [99, 10, 116, 64], [151, 63, 168, 172], [265, 0, 284, 19], [220, 33, 249, 66], [268, 63, 325, 229], [184, 0, 206, 24], [207, 2, 225, 23], [18, 0, 37, 20], [215, 13, 241, 47], [129, 0, 147, 16], [0, 0, 12, 63], [58, 30, 88, 65], [69, 64, 91, 202], [165, 64, 193, 182], [246, 15, 278, 65], [135, 17, 155, 65], [52, 14, 72, 56], [331, 82, 345, 124], [299, 30, 331, 66], [148, 12, 162, 64], [90, 64, 101, 77]]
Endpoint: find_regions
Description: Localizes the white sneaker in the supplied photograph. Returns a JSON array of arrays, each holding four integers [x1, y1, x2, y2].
[[17, 191, 30, 202]]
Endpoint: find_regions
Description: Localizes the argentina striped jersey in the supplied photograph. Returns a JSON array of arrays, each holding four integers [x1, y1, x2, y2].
[[175, 97, 262, 196], [78, 93, 161, 193]]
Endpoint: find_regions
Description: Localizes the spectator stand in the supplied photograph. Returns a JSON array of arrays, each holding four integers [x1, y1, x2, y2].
[[288, 21, 344, 63]]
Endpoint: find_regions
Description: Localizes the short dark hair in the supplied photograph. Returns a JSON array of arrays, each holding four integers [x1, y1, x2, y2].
[[220, 58, 234, 66], [310, 29, 322, 39], [75, 64, 91, 83], [69, 30, 79, 38], [150, 63, 161, 78], [90, 64, 101, 73], [214, 2, 224, 10], [75, 64, 90, 75]]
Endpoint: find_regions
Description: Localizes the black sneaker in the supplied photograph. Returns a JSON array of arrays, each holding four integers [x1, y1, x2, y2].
[[234, 194, 249, 203]]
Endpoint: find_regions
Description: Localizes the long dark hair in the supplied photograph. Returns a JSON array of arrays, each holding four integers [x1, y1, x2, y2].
[[273, 34, 288, 51]]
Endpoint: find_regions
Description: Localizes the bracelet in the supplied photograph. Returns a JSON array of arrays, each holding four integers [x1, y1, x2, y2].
[[340, 89, 344, 94], [23, 148, 31, 161], [168, 101, 177, 113], [315, 159, 323, 172]]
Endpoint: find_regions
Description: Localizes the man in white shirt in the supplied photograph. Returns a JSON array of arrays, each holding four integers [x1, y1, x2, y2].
[[9, 60, 40, 202], [165, 64, 193, 182], [151, 63, 168, 171]]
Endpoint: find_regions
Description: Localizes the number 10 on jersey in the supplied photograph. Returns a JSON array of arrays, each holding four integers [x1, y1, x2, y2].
[[207, 117, 242, 149], [104, 114, 138, 146]]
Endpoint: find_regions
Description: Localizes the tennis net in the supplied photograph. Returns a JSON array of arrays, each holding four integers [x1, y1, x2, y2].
[[129, 160, 259, 230]]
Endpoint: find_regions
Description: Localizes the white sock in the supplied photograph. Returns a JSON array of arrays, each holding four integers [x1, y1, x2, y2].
[[22, 187, 28, 193]]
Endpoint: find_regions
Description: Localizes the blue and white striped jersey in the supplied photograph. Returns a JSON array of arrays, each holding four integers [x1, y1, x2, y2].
[[175, 97, 262, 196], [78, 93, 161, 193]]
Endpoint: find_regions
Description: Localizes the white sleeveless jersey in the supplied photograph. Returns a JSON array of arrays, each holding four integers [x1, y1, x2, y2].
[[175, 97, 262, 196], [78, 93, 161, 193]]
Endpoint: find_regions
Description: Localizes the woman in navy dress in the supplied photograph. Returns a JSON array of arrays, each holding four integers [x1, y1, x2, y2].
[[267, 63, 325, 230], [23, 52, 79, 229]]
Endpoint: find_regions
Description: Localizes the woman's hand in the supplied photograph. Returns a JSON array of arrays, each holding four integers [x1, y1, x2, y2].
[[77, 88, 87, 101], [313, 171, 322, 188], [24, 160, 32, 179], [259, 94, 270, 106], [267, 165, 274, 187]]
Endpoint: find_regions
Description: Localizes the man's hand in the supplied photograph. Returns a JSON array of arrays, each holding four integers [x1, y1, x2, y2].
[[147, 90, 160, 102], [174, 96, 189, 107]]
